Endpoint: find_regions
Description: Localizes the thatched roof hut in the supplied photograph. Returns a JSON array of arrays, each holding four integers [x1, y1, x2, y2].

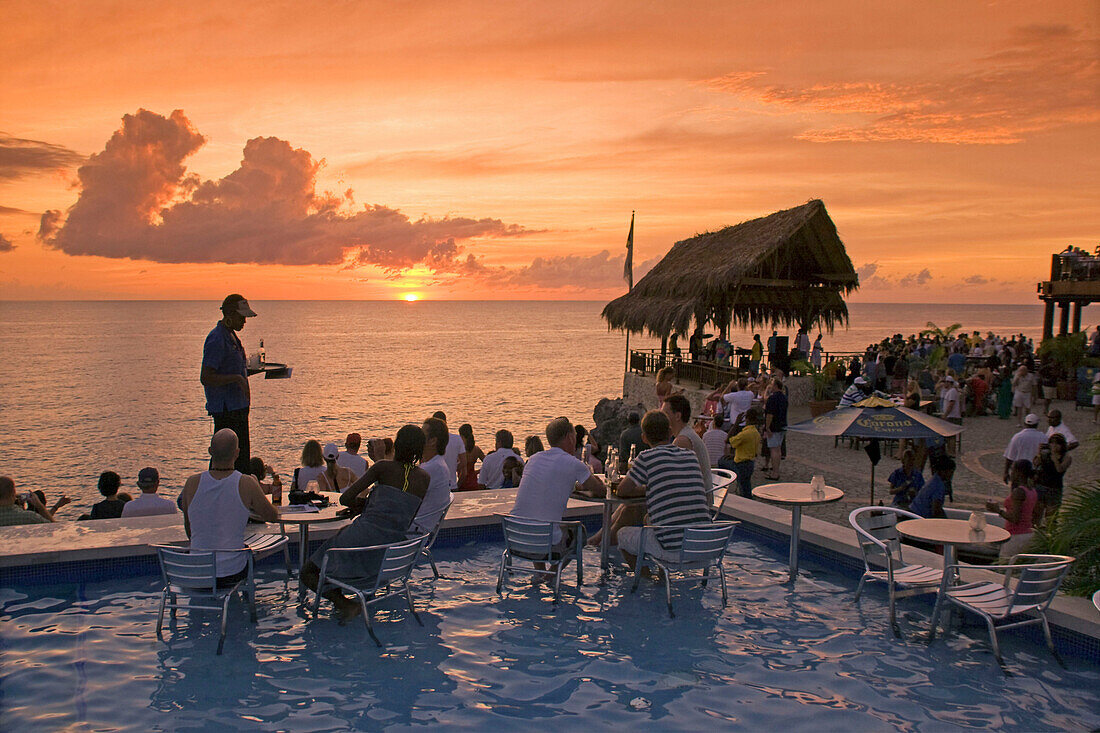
[[602, 199, 859, 337]]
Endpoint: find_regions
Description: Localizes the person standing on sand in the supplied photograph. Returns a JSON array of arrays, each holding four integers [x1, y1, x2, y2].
[[201, 294, 258, 474]]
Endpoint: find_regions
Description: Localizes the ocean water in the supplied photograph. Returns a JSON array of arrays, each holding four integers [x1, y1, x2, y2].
[[0, 300, 1095, 512]]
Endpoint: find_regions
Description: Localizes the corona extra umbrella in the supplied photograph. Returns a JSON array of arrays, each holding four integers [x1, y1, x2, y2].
[[786, 396, 963, 504]]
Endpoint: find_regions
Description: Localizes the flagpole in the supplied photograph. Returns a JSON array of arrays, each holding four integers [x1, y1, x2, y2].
[[623, 211, 635, 373]]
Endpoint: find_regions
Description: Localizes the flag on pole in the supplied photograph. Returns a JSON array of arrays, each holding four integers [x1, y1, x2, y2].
[[623, 211, 634, 290]]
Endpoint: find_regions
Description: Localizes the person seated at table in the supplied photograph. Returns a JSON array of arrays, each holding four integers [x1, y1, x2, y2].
[[247, 456, 282, 496], [416, 417, 455, 529], [317, 442, 357, 492], [88, 471, 131, 520], [908, 454, 955, 519], [121, 467, 178, 518], [295, 440, 327, 491], [307, 425, 430, 621], [887, 449, 924, 509], [839, 377, 871, 407], [986, 459, 1039, 558], [614, 410, 712, 574], [479, 430, 524, 489], [500, 456, 522, 488], [719, 407, 761, 498], [179, 429, 280, 586], [511, 417, 606, 573], [0, 477, 52, 525]]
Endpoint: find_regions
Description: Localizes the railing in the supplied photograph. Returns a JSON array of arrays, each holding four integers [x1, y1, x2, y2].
[[628, 348, 865, 386]]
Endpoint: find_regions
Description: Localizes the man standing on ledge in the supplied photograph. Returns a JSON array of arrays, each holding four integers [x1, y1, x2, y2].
[[201, 294, 257, 474]]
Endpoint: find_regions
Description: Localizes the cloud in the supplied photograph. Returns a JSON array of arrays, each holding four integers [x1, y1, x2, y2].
[[964, 275, 991, 285], [0, 205, 31, 215], [39, 109, 526, 270], [898, 268, 933, 287], [706, 25, 1099, 144], [0, 233, 13, 252], [0, 134, 83, 180]]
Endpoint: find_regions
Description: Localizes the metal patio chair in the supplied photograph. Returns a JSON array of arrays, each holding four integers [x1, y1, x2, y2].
[[630, 521, 738, 618], [709, 468, 736, 519], [153, 545, 255, 655], [311, 534, 431, 647], [927, 554, 1075, 667], [849, 506, 943, 631], [409, 499, 453, 579], [244, 530, 292, 579], [495, 514, 586, 603]]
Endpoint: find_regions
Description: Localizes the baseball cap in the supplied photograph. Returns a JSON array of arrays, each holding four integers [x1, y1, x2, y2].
[[1024, 414, 1039, 426], [137, 467, 159, 488], [853, 376, 867, 385], [221, 293, 257, 317], [323, 442, 340, 460]]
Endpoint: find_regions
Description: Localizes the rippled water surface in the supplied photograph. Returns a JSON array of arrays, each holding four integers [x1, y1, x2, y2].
[[1, 540, 1097, 731], [0, 300, 1092, 512]]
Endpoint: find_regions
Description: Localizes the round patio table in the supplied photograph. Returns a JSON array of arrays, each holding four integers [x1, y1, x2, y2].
[[752, 482, 844, 582], [895, 518, 1010, 569], [278, 492, 347, 598]]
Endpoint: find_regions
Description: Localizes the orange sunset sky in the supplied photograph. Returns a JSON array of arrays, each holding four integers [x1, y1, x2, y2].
[[1, 1, 1097, 302]]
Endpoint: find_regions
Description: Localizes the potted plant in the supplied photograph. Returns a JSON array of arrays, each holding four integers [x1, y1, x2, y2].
[[1025, 477, 1099, 598], [1038, 333, 1088, 400], [792, 359, 842, 416]]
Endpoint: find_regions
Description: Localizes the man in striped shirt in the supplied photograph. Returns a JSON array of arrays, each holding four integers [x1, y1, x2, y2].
[[614, 410, 712, 569]]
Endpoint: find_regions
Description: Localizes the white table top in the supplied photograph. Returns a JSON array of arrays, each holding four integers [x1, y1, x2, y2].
[[752, 482, 844, 505], [896, 518, 1010, 546]]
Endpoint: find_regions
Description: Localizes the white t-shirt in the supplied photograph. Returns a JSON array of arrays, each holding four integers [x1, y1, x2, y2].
[[941, 386, 961, 419], [443, 433, 464, 481], [121, 492, 178, 518], [1047, 423, 1077, 446], [678, 426, 713, 493], [722, 390, 755, 423], [1004, 427, 1045, 462], [511, 447, 592, 543], [702, 428, 728, 467], [336, 451, 368, 479], [417, 455, 454, 526], [480, 447, 524, 489]]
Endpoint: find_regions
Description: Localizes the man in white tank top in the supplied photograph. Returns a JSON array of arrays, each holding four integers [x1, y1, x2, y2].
[[180, 429, 280, 583]]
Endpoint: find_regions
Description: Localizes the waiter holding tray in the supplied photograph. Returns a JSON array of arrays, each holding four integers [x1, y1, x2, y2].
[[201, 294, 257, 474]]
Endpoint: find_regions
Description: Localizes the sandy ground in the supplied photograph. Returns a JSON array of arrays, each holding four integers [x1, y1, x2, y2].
[[753, 400, 1099, 528]]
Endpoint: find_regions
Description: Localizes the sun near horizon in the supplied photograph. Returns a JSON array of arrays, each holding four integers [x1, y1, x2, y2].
[[403, 293, 420, 302]]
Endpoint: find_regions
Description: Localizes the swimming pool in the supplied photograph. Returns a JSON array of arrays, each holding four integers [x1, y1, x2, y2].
[[2, 538, 1098, 731]]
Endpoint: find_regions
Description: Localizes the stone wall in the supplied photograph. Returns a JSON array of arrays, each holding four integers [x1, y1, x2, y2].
[[623, 372, 811, 414]]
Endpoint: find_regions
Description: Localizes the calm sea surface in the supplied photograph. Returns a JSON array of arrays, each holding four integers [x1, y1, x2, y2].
[[1, 300, 1096, 511]]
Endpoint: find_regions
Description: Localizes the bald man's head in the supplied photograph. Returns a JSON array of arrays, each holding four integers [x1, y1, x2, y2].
[[209, 429, 239, 465]]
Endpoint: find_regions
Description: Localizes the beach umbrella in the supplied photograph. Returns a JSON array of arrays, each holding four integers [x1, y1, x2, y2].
[[786, 396, 964, 504]]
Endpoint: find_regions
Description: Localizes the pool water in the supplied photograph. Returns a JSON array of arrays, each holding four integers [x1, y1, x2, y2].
[[2, 539, 1098, 732]]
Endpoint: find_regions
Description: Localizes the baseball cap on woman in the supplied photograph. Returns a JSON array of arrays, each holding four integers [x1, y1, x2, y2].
[[323, 442, 340, 460]]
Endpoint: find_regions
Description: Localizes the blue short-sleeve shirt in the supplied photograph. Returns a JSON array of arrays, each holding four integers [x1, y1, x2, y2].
[[908, 475, 946, 518], [202, 322, 248, 415]]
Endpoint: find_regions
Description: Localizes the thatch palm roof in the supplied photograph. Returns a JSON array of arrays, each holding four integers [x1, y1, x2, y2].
[[602, 199, 858, 337]]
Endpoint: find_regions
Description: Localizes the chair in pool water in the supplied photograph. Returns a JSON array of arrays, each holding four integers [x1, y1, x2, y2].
[[311, 534, 431, 647], [153, 545, 256, 655], [709, 469, 736, 520], [244, 531, 292, 580], [927, 554, 1075, 667], [495, 514, 586, 603], [849, 507, 943, 631], [629, 522, 738, 618], [409, 499, 453, 579]]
